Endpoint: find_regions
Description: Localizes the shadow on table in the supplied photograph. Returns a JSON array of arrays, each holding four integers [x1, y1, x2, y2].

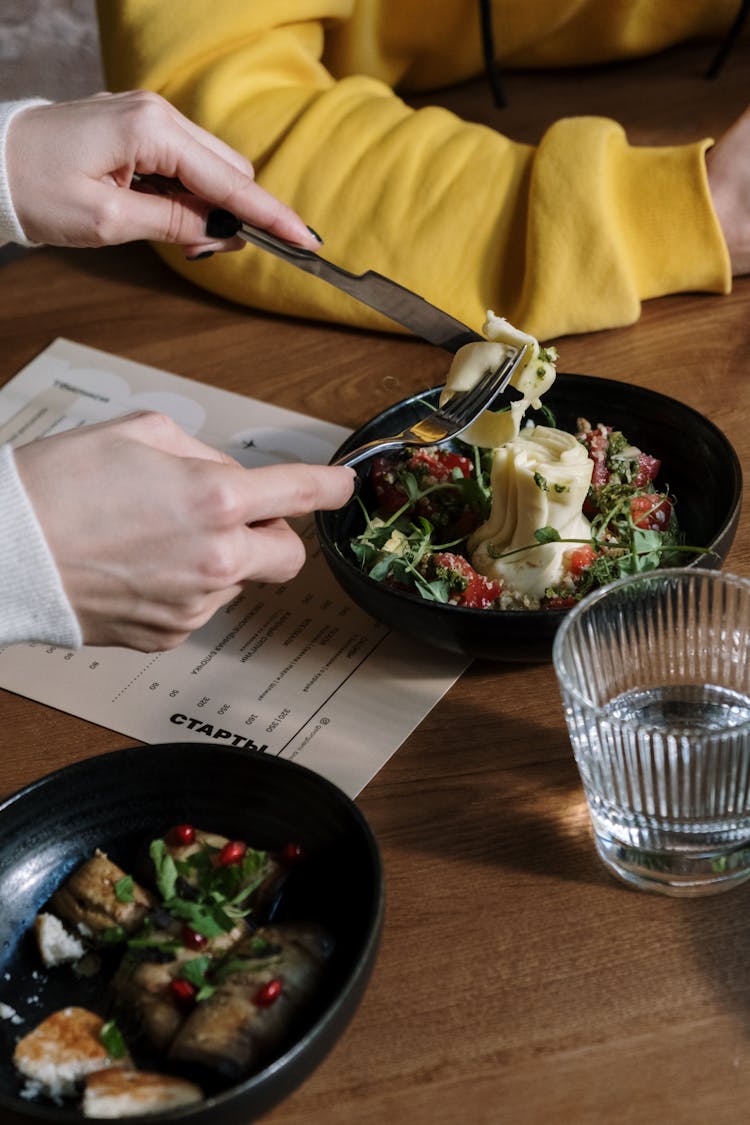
[[363, 657, 609, 888], [365, 654, 750, 1031]]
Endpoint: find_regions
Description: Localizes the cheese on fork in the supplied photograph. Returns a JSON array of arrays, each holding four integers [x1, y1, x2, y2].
[[469, 425, 593, 598], [439, 311, 557, 448]]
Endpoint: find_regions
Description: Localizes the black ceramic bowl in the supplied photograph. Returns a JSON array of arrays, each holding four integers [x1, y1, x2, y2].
[[0, 744, 383, 1125], [316, 373, 742, 662]]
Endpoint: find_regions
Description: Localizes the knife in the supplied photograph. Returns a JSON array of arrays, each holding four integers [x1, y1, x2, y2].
[[131, 176, 484, 352], [204, 207, 483, 353]]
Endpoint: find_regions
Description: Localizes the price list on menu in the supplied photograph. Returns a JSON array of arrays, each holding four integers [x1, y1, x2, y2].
[[0, 340, 467, 797]]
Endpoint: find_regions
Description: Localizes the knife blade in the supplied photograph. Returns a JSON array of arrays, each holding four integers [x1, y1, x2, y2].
[[206, 208, 484, 353]]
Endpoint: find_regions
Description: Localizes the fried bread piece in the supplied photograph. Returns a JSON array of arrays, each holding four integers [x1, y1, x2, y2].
[[13, 1007, 128, 1101], [83, 1067, 203, 1117], [34, 912, 86, 967]]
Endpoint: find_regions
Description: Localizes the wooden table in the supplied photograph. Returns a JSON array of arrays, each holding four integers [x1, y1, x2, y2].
[[2, 36, 750, 1125]]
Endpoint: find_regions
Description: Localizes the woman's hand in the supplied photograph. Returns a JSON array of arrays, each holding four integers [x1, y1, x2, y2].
[[14, 411, 355, 652], [6, 90, 320, 257]]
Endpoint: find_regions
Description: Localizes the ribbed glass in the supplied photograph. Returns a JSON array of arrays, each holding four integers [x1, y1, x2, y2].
[[553, 569, 750, 895]]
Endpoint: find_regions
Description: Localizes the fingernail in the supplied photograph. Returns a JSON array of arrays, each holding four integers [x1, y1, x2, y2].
[[306, 225, 323, 244], [186, 250, 214, 261], [205, 208, 242, 239]]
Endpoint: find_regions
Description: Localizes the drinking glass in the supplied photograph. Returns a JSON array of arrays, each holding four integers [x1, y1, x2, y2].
[[553, 568, 750, 896]]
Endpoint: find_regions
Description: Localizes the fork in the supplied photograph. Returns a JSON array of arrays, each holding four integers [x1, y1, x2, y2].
[[332, 343, 532, 467]]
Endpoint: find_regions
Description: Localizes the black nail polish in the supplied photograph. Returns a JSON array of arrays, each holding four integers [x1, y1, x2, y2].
[[205, 208, 242, 239], [306, 225, 323, 244], [186, 250, 214, 261]]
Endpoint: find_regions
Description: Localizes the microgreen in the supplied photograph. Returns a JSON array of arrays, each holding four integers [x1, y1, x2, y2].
[[348, 430, 708, 609]]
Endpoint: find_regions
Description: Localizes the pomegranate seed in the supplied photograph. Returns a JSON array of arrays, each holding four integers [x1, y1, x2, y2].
[[169, 978, 197, 1006], [281, 842, 305, 864], [217, 840, 247, 866], [170, 824, 195, 846], [254, 978, 282, 1007], [182, 925, 208, 951]]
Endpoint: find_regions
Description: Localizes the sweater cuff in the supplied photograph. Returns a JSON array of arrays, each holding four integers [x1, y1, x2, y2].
[[0, 98, 51, 248], [0, 444, 82, 648], [516, 117, 732, 339]]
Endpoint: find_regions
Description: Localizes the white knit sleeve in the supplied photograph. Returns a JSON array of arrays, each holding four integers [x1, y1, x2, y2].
[[0, 98, 51, 248], [0, 443, 82, 648]]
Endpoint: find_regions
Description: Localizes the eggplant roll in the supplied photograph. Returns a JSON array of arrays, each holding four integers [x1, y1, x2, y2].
[[110, 920, 246, 1053], [167, 923, 334, 1081], [49, 850, 153, 940], [161, 829, 289, 923]]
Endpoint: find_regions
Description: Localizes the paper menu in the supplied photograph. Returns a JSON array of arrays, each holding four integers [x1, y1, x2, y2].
[[0, 340, 467, 797]]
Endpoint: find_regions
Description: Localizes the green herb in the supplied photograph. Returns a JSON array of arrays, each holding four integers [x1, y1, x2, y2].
[[149, 839, 179, 901], [100, 1020, 128, 1059], [149, 837, 271, 939], [99, 925, 127, 945], [178, 954, 216, 1001], [114, 874, 134, 904], [533, 472, 548, 492]]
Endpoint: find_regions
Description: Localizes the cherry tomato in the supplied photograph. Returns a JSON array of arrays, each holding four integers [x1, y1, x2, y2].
[[431, 552, 503, 609], [569, 544, 597, 576], [630, 494, 672, 531], [634, 452, 661, 487]]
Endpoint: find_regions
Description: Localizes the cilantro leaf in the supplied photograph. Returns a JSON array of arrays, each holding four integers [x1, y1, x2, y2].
[[150, 838, 178, 900], [100, 1020, 128, 1060], [114, 874, 134, 904]]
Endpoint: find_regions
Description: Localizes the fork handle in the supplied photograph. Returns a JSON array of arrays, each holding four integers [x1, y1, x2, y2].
[[332, 437, 415, 468]]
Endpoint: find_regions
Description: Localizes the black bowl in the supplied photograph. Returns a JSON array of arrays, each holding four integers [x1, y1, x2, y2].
[[0, 744, 383, 1125], [316, 373, 742, 662]]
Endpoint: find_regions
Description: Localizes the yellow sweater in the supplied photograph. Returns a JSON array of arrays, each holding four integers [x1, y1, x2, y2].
[[96, 0, 736, 340]]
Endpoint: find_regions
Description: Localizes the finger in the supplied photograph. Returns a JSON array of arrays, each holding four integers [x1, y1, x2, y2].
[[238, 520, 307, 585], [154, 128, 321, 248], [225, 462, 357, 525], [111, 411, 240, 465], [183, 237, 245, 258]]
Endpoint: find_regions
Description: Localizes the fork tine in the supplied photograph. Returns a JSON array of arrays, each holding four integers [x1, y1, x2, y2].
[[331, 342, 532, 467], [438, 348, 519, 425]]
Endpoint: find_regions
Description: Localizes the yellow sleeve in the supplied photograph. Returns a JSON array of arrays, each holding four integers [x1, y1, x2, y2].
[[96, 0, 731, 341]]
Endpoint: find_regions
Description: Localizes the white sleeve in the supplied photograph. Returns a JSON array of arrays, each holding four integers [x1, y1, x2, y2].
[[0, 98, 51, 248], [0, 443, 82, 648]]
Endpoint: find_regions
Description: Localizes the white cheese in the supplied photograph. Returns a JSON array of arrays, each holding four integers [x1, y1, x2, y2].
[[469, 425, 593, 598]]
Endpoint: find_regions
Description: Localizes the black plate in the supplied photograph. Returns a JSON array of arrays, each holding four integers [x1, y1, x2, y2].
[[316, 373, 742, 662], [0, 745, 383, 1124]]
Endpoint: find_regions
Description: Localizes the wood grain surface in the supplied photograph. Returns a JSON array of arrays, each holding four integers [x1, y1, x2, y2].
[[1, 36, 749, 1125]]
